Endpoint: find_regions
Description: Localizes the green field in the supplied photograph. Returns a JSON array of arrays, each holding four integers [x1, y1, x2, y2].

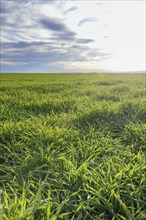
[[0, 73, 146, 220]]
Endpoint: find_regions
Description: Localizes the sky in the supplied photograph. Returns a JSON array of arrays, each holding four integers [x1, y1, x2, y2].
[[1, 0, 145, 73]]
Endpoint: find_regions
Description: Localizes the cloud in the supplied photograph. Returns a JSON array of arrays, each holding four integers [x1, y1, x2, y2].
[[40, 17, 95, 44], [1, 39, 108, 72], [51, 32, 94, 44], [103, 36, 108, 39], [64, 6, 78, 15], [94, 2, 106, 6], [0, 3, 10, 14], [1, 1, 109, 72], [76, 39, 94, 44], [40, 17, 77, 38], [0, 0, 20, 20], [78, 17, 97, 26], [40, 17, 67, 32], [3, 0, 56, 3]]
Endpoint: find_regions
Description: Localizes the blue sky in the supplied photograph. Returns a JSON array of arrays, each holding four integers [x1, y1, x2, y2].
[[1, 0, 145, 73]]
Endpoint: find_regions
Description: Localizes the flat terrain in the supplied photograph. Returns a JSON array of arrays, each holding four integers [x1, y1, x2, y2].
[[0, 73, 146, 220]]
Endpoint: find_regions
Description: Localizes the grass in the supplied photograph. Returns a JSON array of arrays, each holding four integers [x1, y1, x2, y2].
[[0, 73, 146, 220]]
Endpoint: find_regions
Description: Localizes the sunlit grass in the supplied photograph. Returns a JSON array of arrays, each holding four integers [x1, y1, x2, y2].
[[0, 73, 146, 219]]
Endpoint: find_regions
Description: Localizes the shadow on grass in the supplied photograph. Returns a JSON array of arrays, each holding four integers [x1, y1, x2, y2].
[[20, 99, 77, 115], [1, 98, 77, 121], [93, 80, 124, 86], [73, 101, 146, 136], [27, 86, 65, 94]]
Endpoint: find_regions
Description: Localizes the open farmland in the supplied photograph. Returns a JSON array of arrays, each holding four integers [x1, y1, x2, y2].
[[0, 73, 146, 220]]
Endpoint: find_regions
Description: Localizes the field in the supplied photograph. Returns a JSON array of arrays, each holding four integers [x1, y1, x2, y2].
[[0, 73, 146, 220]]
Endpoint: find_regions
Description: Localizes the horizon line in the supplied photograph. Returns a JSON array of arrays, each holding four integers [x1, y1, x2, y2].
[[1, 71, 146, 74]]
